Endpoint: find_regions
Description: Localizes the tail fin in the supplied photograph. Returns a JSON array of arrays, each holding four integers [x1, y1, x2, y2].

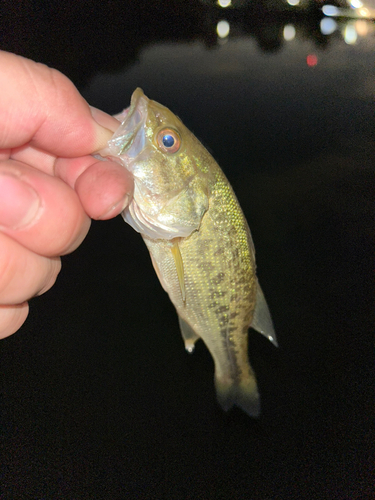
[[215, 375, 260, 418]]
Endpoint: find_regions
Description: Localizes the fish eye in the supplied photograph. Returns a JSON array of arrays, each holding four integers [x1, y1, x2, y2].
[[156, 128, 181, 154]]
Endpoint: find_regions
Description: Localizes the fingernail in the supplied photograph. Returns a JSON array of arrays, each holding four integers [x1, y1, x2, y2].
[[97, 194, 130, 221], [90, 106, 121, 151], [0, 174, 41, 229]]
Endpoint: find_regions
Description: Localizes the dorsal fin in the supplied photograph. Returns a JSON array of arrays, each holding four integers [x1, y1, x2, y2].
[[251, 281, 278, 347]]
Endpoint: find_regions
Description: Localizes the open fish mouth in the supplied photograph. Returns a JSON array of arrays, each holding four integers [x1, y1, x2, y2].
[[106, 88, 149, 163]]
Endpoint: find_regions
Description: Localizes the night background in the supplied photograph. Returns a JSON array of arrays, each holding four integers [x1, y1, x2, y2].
[[0, 1, 374, 498]]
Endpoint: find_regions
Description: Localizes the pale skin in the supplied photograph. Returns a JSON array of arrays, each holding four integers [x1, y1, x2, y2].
[[0, 50, 133, 338]]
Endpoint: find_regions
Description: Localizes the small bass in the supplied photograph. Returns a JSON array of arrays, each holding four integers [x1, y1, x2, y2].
[[99, 88, 277, 417]]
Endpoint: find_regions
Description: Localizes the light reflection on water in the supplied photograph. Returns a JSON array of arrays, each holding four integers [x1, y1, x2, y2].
[[83, 23, 375, 116], [81, 2, 375, 191], [82, 32, 375, 248]]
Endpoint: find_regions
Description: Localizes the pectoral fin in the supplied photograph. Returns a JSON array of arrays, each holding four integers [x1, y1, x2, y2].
[[171, 239, 186, 302], [178, 316, 200, 353], [251, 281, 278, 347]]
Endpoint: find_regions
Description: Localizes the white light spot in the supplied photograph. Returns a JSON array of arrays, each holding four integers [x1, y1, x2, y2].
[[344, 23, 358, 44], [320, 17, 337, 35], [359, 7, 370, 16], [322, 5, 340, 16], [217, 20, 230, 38], [350, 0, 363, 8], [283, 24, 296, 40], [218, 0, 232, 7], [287, 0, 300, 5]]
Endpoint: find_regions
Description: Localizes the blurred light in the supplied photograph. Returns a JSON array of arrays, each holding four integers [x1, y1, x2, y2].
[[320, 17, 338, 34], [287, 0, 300, 6], [350, 0, 363, 8], [283, 24, 296, 40], [322, 5, 340, 15], [306, 54, 318, 67], [218, 0, 232, 6], [359, 7, 370, 16], [217, 20, 230, 38], [344, 23, 358, 43], [355, 19, 369, 36]]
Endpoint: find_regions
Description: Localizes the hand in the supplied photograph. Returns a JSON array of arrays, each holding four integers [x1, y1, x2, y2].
[[0, 50, 133, 339]]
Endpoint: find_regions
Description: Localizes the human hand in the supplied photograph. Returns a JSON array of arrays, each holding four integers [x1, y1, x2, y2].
[[0, 50, 133, 338]]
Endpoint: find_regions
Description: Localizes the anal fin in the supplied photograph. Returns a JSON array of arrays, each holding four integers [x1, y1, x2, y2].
[[251, 280, 278, 347]]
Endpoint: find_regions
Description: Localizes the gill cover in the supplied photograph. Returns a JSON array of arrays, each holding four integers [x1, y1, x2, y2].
[[103, 88, 209, 240]]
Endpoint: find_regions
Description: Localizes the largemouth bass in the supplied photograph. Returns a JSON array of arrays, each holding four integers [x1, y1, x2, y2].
[[99, 88, 277, 417]]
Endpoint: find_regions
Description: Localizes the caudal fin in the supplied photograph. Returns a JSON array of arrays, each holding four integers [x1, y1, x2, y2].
[[214, 375, 261, 418]]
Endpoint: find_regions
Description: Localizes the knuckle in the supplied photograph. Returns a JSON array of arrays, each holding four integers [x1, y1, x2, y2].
[[37, 257, 62, 296]]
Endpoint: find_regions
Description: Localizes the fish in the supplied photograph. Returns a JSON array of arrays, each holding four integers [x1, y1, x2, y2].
[[98, 88, 277, 417]]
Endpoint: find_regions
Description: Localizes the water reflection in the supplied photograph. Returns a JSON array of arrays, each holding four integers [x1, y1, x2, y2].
[[218, 0, 233, 6], [320, 17, 338, 34], [344, 21, 359, 42], [202, 0, 375, 56], [0, 0, 374, 85], [280, 15, 373, 45], [202, 0, 375, 51], [202, 0, 375, 14], [284, 24, 297, 39], [210, 5, 374, 50], [217, 19, 231, 38]]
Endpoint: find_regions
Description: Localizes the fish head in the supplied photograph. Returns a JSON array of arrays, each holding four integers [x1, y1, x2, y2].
[[101, 88, 211, 240]]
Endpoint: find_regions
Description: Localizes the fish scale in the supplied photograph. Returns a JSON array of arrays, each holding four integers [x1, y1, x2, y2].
[[98, 88, 277, 417]]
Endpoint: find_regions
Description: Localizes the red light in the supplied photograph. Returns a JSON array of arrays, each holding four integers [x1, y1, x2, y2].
[[306, 54, 318, 67]]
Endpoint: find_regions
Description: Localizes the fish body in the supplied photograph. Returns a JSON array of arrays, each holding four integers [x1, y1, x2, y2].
[[99, 88, 277, 417]]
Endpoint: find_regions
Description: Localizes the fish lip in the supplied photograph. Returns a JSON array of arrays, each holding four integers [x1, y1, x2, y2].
[[106, 88, 149, 164]]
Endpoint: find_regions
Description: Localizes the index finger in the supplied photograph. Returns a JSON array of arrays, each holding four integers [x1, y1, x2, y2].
[[0, 50, 115, 157]]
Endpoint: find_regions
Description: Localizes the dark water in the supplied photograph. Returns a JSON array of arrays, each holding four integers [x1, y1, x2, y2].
[[1, 1, 374, 498]]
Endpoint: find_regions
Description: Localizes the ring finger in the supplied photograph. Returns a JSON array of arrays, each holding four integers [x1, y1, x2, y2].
[[0, 303, 29, 339], [0, 231, 61, 305]]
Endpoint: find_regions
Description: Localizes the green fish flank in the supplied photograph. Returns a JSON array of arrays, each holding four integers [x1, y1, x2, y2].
[[99, 88, 277, 417]]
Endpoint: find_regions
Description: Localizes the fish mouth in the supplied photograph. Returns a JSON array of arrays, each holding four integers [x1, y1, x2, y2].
[[106, 88, 149, 164]]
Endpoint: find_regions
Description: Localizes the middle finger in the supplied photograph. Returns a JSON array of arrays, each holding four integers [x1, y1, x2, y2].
[[11, 143, 56, 175], [0, 159, 90, 257]]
